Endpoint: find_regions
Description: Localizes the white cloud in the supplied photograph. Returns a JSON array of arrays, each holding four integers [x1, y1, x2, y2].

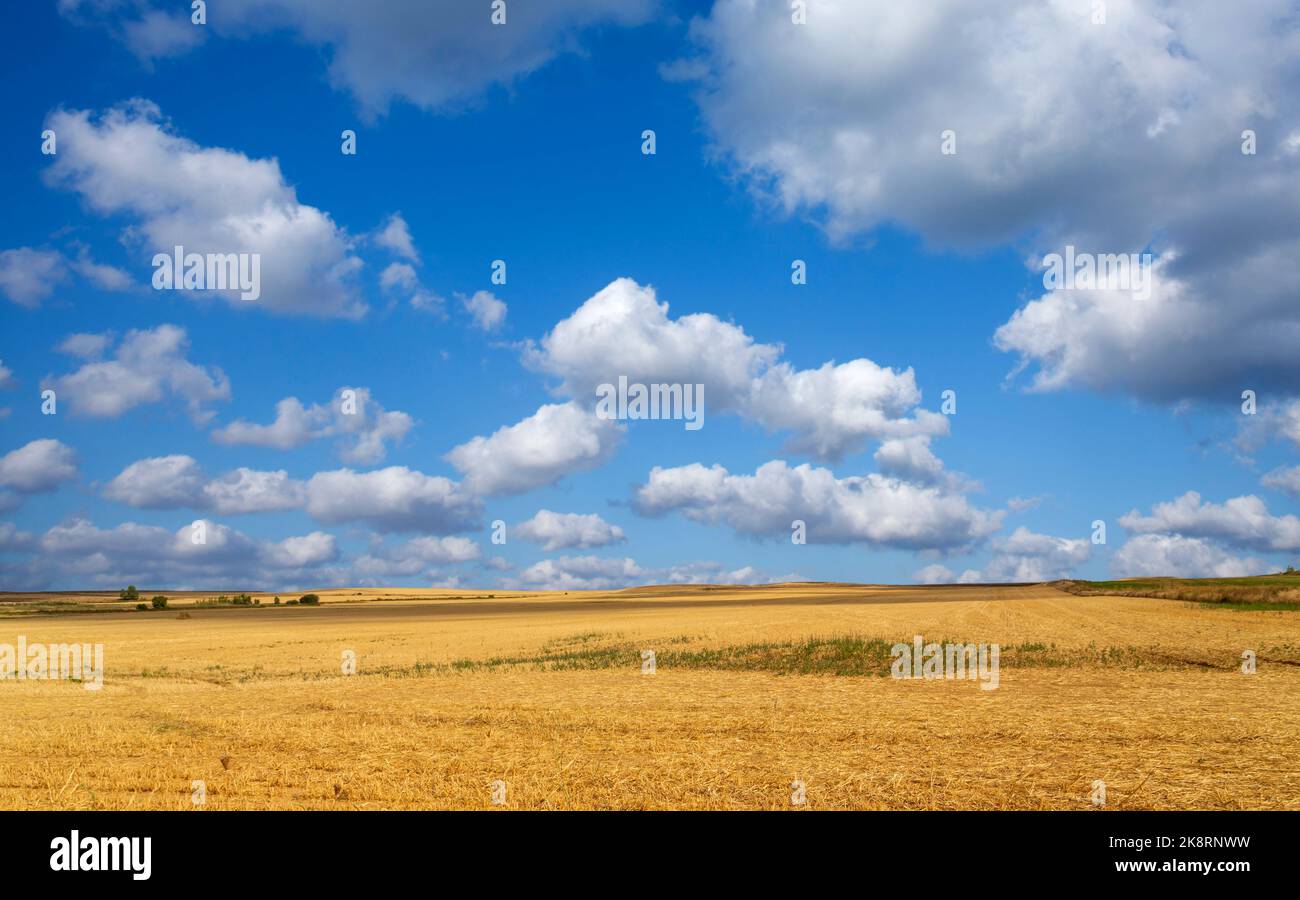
[[103, 455, 206, 508], [64, 0, 656, 117], [379, 261, 444, 316], [516, 509, 625, 551], [1113, 534, 1266, 579], [525, 278, 946, 461], [103, 455, 306, 514], [351, 536, 481, 580], [0, 359, 15, 390], [1238, 398, 1300, 453], [58, 332, 112, 359], [69, 248, 135, 292], [122, 9, 206, 63], [1120, 491, 1300, 553], [0, 248, 68, 306], [45, 324, 229, 423], [446, 401, 623, 496], [679, 1, 1300, 403], [460, 290, 507, 332], [0, 247, 133, 308], [44, 101, 365, 317], [379, 262, 418, 291], [635, 459, 1000, 552], [0, 439, 78, 493], [1262, 466, 1300, 498], [508, 555, 647, 591], [374, 213, 418, 261], [0, 522, 35, 552], [913, 564, 954, 585], [212, 387, 412, 464], [874, 436, 945, 484], [304, 466, 482, 533], [26, 517, 338, 589], [960, 527, 1091, 583], [504, 555, 785, 590]]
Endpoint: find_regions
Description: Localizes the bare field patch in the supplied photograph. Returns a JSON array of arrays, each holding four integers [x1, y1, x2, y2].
[[1, 583, 1296, 810]]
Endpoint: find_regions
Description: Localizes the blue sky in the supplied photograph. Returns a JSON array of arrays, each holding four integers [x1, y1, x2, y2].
[[2, 1, 1299, 591]]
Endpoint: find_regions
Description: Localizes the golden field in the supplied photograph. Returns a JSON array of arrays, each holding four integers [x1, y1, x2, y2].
[[0, 582, 1297, 810]]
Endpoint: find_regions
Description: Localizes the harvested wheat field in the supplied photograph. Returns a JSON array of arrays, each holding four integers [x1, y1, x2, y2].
[[0, 582, 1297, 810]]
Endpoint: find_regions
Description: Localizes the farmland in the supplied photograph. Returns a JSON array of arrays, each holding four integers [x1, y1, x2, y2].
[[0, 581, 1296, 810]]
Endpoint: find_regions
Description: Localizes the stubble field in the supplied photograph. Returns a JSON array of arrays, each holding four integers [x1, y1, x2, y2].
[[1, 582, 1297, 810]]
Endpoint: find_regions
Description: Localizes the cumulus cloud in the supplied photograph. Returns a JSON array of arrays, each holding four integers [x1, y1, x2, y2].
[[515, 509, 626, 551], [63, 0, 656, 117], [874, 437, 947, 485], [1113, 534, 1267, 579], [1119, 491, 1300, 553], [0, 439, 78, 493], [44, 101, 365, 317], [913, 563, 954, 585], [103, 455, 306, 514], [957, 527, 1091, 583], [460, 290, 507, 332], [23, 516, 338, 589], [635, 459, 1000, 552], [1262, 466, 1300, 498], [304, 466, 481, 533], [679, 1, 1300, 403], [525, 278, 946, 461], [44, 324, 229, 423], [504, 555, 785, 590], [446, 401, 623, 496], [212, 387, 413, 464], [350, 536, 481, 580], [506, 555, 647, 591]]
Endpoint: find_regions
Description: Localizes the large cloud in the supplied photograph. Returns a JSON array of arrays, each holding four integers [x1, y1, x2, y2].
[[0, 439, 78, 493], [103, 455, 306, 514], [44, 101, 365, 317], [350, 536, 482, 580], [44, 324, 229, 422], [1113, 534, 1267, 579], [503, 554, 786, 590], [524, 278, 946, 461], [679, 1, 1300, 402], [61, 0, 656, 117], [1119, 491, 1300, 553], [962, 527, 1091, 583], [446, 401, 623, 496], [21, 517, 338, 589], [212, 387, 413, 464], [515, 509, 626, 551], [304, 466, 482, 533], [634, 459, 1000, 551]]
